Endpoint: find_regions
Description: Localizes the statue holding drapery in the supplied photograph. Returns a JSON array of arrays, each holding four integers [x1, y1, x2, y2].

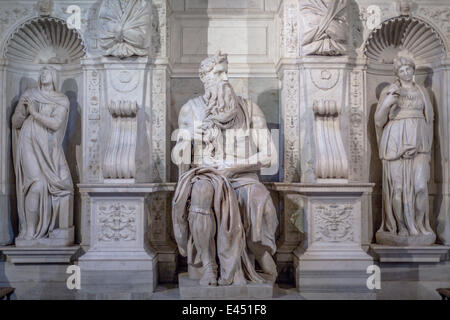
[[172, 52, 279, 286]]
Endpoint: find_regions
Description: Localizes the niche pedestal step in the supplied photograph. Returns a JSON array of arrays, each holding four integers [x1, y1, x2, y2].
[[178, 273, 274, 299]]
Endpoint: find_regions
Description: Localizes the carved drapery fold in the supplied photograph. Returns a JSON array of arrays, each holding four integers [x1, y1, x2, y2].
[[99, 0, 150, 58], [313, 99, 348, 180], [103, 100, 138, 182], [299, 0, 349, 56]]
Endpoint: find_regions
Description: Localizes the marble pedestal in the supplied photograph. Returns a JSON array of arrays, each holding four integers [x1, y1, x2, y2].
[[274, 183, 374, 292], [77, 184, 162, 298], [178, 273, 274, 299], [0, 246, 80, 264], [376, 231, 436, 246], [15, 227, 75, 247], [296, 184, 374, 292], [371, 244, 450, 263]]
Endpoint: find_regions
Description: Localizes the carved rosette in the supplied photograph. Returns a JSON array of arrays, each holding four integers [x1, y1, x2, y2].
[[313, 203, 354, 243], [103, 100, 138, 181], [313, 99, 348, 180], [97, 202, 137, 242]]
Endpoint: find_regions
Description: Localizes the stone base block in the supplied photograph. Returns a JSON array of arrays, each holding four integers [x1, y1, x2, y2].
[[77, 250, 157, 298], [178, 273, 274, 299], [158, 251, 178, 283], [376, 231, 436, 246], [75, 269, 156, 300], [371, 244, 450, 262], [0, 245, 80, 264], [15, 227, 74, 247], [295, 250, 374, 293], [78, 249, 157, 271]]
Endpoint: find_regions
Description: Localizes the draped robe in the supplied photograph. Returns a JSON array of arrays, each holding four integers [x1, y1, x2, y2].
[[375, 83, 434, 235], [172, 97, 278, 285], [12, 87, 73, 240]]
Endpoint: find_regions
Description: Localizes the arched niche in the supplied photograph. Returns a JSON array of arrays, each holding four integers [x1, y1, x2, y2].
[[0, 17, 86, 244], [363, 15, 448, 244]]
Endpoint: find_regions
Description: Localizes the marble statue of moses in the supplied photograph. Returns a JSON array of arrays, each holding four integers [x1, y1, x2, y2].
[[172, 52, 278, 286]]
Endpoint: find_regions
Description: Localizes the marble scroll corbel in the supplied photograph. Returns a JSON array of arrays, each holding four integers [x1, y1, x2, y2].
[[103, 100, 138, 183]]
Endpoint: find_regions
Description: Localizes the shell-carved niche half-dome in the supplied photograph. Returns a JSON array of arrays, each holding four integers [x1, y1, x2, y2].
[[5, 18, 85, 64], [365, 16, 445, 65]]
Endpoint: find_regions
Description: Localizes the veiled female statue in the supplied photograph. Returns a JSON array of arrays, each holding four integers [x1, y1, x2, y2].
[[375, 53, 435, 246], [12, 66, 74, 246]]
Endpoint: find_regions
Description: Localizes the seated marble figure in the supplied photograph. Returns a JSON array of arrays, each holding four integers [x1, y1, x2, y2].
[[172, 52, 279, 286]]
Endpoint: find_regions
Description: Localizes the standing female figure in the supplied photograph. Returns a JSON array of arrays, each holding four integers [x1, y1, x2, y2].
[[12, 66, 73, 245], [375, 54, 435, 245]]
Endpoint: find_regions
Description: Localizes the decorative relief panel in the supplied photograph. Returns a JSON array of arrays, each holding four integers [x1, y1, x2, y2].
[[97, 202, 137, 242], [310, 69, 340, 90], [111, 70, 140, 93], [418, 6, 450, 51], [86, 70, 102, 182], [313, 203, 354, 243], [281, 0, 299, 57], [151, 0, 169, 58], [349, 70, 364, 181], [282, 70, 300, 182], [151, 68, 168, 182], [0, 6, 31, 44]]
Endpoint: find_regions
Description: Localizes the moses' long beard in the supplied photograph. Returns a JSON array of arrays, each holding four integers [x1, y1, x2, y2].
[[202, 81, 240, 160]]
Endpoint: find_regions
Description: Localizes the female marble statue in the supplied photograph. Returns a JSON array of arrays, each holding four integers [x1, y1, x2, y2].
[[12, 66, 73, 244], [375, 54, 435, 245]]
